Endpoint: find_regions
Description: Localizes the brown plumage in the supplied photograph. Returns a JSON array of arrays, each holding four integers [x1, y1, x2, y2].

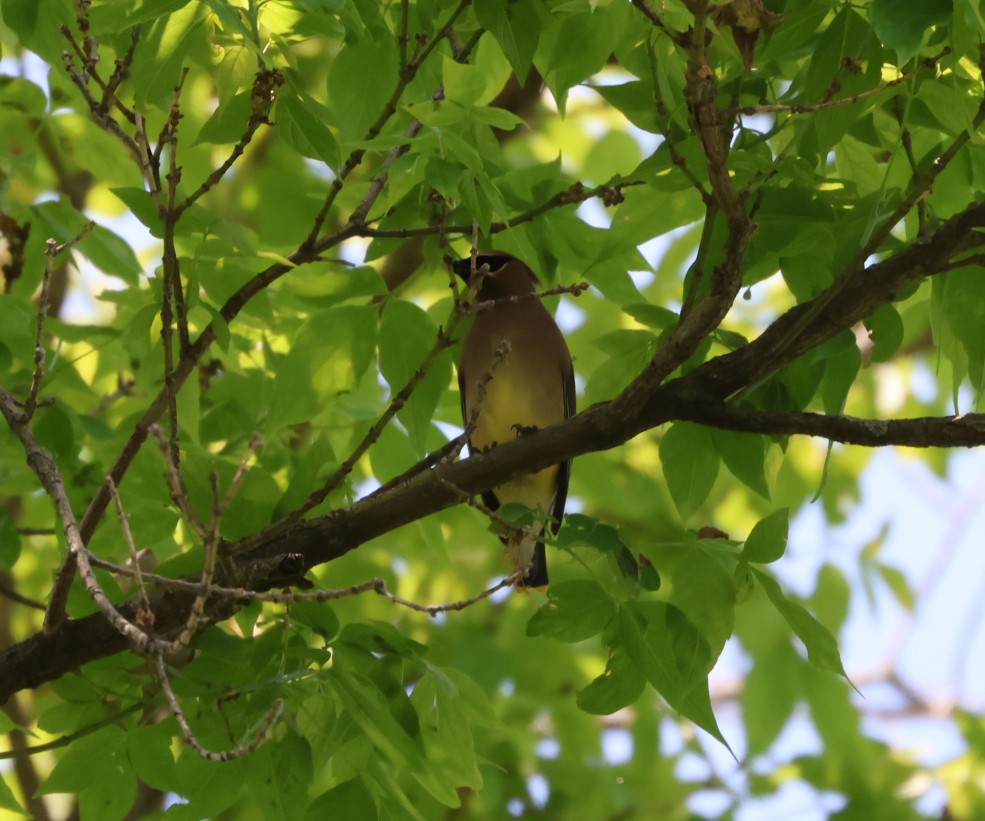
[[453, 253, 575, 588]]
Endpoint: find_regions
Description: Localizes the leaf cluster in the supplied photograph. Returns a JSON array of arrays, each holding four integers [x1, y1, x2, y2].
[[1, 0, 984, 819]]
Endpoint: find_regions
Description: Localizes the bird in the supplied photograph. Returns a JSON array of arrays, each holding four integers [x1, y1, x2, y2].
[[453, 252, 575, 589]]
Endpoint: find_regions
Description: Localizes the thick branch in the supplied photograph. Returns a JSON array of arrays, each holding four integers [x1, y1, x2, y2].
[[4, 195, 985, 701], [669, 402, 985, 448], [4, 183, 985, 703]]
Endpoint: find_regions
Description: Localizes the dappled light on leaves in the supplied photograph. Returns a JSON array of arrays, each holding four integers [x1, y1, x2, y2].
[[0, 1, 984, 819]]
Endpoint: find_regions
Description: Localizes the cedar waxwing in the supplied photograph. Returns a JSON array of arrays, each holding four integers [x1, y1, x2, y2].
[[454, 253, 575, 589]]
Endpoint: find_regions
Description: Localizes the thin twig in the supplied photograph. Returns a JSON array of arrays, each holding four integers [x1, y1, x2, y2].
[[468, 282, 590, 313], [106, 475, 151, 616], [24, 226, 95, 420], [611, 0, 753, 419], [60, 43, 141, 160], [150, 479, 222, 656], [435, 474, 528, 547], [288, 320, 459, 519], [224, 432, 263, 509], [290, 250, 534, 520], [0, 386, 162, 651], [457, 340, 511, 448], [23, 245, 55, 421], [176, 69, 283, 216], [767, 48, 985, 363], [0, 581, 46, 611], [369, 432, 471, 497], [893, 95, 926, 237], [739, 73, 910, 115], [87, 553, 524, 613], [302, 0, 473, 249], [0, 702, 145, 761], [54, 8, 481, 625], [154, 655, 284, 762], [150, 424, 207, 539], [160, 67, 191, 356], [398, 0, 410, 72], [371, 337, 512, 500], [631, 0, 688, 45], [92, 375, 136, 414], [358, 181, 641, 239], [101, 26, 140, 124]]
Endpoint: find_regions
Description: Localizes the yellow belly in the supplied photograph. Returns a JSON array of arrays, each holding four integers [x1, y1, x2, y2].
[[470, 358, 562, 518]]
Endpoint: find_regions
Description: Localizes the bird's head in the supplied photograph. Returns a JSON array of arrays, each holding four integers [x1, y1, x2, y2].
[[450, 252, 539, 298]]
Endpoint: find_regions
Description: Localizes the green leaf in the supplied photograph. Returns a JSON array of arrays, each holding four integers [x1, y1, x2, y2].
[[863, 303, 904, 363], [642, 540, 736, 660], [288, 264, 386, 307], [41, 726, 137, 821], [577, 646, 646, 715], [556, 514, 629, 554], [290, 600, 341, 641], [931, 268, 985, 392], [338, 621, 428, 660], [711, 428, 771, 500], [246, 731, 314, 821], [742, 509, 789, 564], [751, 567, 850, 679], [126, 723, 178, 793], [871, 0, 951, 60], [328, 33, 399, 146], [742, 643, 803, 756], [277, 93, 342, 171], [109, 187, 164, 235], [170, 746, 249, 818], [130, 4, 203, 110], [441, 57, 492, 108], [593, 328, 658, 357], [268, 304, 377, 429], [0, 76, 47, 116], [556, 514, 639, 587], [410, 675, 483, 806], [619, 603, 729, 747], [535, 3, 630, 113], [583, 131, 642, 185], [31, 201, 142, 283], [594, 81, 662, 133], [659, 422, 720, 522], [379, 299, 450, 454], [474, 0, 541, 82], [875, 562, 916, 611], [328, 669, 424, 772], [195, 91, 252, 144], [102, 0, 193, 27], [0, 0, 38, 40], [306, 778, 378, 821], [527, 580, 617, 643], [0, 774, 26, 816], [369, 423, 419, 485], [819, 332, 861, 415]]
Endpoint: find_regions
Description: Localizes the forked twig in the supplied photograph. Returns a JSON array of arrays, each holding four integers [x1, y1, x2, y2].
[[24, 226, 95, 420], [154, 655, 284, 762]]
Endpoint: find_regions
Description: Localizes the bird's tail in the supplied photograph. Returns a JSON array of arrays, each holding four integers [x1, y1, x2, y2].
[[516, 542, 548, 591]]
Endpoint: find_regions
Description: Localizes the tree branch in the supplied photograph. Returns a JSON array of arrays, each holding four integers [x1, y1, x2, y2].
[[668, 401, 985, 448], [5, 164, 985, 704]]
